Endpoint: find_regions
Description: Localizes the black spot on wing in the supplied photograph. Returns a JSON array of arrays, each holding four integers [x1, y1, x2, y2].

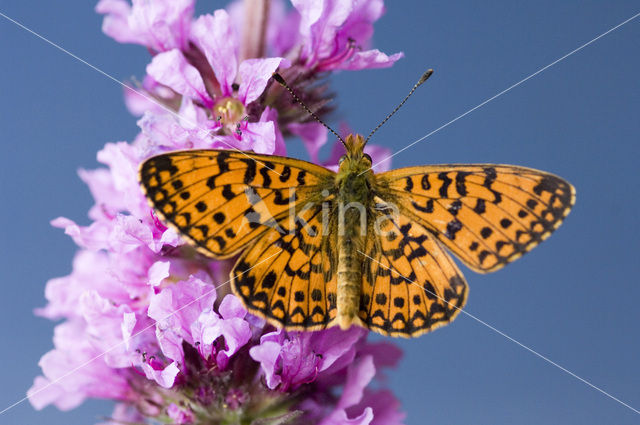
[[437, 172, 451, 198], [153, 156, 179, 175], [455, 172, 470, 196], [412, 199, 434, 213], [375, 293, 387, 305], [474, 198, 486, 214], [259, 162, 273, 187], [262, 271, 277, 288], [483, 167, 502, 203], [222, 185, 235, 200], [241, 159, 257, 184], [448, 200, 462, 216], [311, 289, 322, 301], [213, 212, 226, 224], [533, 176, 559, 196], [480, 227, 492, 239], [421, 175, 431, 190], [216, 151, 231, 173], [297, 170, 307, 185], [279, 165, 291, 182], [195, 201, 207, 212], [404, 176, 413, 192], [444, 219, 462, 240]]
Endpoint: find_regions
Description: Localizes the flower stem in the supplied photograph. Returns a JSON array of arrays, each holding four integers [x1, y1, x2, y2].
[[241, 0, 270, 61]]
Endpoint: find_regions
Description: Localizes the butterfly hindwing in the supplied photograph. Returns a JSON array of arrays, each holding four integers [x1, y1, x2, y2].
[[359, 212, 468, 337], [377, 165, 575, 273], [139, 150, 334, 258], [231, 204, 338, 330]]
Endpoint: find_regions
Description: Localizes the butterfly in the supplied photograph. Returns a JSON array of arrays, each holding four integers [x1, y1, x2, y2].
[[139, 132, 574, 338]]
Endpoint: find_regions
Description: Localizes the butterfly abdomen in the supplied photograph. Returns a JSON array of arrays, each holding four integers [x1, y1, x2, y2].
[[335, 205, 367, 330], [333, 161, 374, 330]]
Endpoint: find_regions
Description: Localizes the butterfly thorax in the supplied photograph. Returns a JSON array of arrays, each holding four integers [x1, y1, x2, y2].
[[332, 134, 376, 330]]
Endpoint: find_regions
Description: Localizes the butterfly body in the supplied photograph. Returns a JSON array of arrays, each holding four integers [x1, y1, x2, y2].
[[139, 134, 574, 337], [334, 135, 376, 329]]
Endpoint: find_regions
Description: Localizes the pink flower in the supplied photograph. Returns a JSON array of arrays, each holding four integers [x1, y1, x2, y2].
[[147, 274, 252, 373], [286, 0, 403, 71], [143, 10, 290, 154], [27, 321, 133, 411], [96, 0, 195, 52], [318, 355, 377, 425], [97, 403, 146, 425], [167, 403, 195, 424], [31, 1, 407, 424], [250, 327, 365, 391]]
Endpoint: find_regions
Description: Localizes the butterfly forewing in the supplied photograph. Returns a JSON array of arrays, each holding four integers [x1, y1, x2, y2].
[[377, 165, 575, 273], [139, 150, 334, 258], [360, 213, 468, 337]]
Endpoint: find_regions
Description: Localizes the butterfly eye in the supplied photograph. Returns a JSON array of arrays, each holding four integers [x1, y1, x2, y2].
[[338, 155, 347, 165], [363, 153, 372, 163]]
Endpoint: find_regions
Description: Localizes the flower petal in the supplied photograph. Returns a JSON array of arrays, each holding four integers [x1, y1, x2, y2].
[[238, 57, 290, 104], [96, 0, 137, 45], [260, 107, 287, 155], [147, 261, 171, 286], [336, 50, 404, 71], [361, 390, 406, 425], [321, 407, 373, 425], [27, 376, 85, 411], [51, 217, 111, 252], [293, 0, 352, 63], [96, 0, 194, 51], [219, 294, 247, 319], [249, 340, 283, 389], [338, 355, 375, 409], [167, 403, 194, 424], [121, 312, 137, 350], [236, 121, 277, 154], [141, 361, 180, 388], [191, 11, 238, 96], [147, 49, 213, 107], [148, 274, 216, 335]]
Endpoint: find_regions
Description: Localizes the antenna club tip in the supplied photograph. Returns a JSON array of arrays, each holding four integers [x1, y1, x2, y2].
[[418, 69, 434, 85], [272, 72, 286, 85]]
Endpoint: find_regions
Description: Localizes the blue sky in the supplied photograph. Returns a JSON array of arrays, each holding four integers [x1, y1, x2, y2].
[[0, 1, 639, 424]]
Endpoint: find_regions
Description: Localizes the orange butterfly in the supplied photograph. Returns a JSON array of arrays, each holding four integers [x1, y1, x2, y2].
[[139, 72, 574, 337]]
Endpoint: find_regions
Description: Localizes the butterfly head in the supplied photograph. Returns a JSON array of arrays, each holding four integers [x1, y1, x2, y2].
[[338, 134, 373, 175]]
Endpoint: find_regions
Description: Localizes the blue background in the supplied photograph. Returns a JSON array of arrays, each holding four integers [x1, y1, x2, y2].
[[1, 1, 639, 424]]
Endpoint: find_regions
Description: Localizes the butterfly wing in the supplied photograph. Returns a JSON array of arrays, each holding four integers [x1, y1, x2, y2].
[[139, 150, 334, 259], [359, 211, 467, 337], [231, 203, 338, 330], [376, 165, 575, 273]]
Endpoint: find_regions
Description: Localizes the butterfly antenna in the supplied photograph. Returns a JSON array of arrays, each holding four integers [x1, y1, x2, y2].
[[364, 69, 434, 145], [272, 72, 347, 148]]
